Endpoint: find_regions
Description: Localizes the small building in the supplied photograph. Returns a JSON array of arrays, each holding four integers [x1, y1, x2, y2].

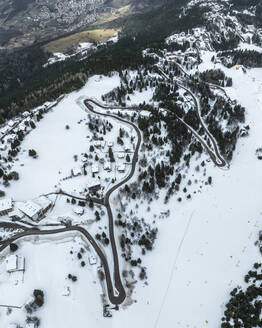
[[17, 200, 42, 221], [89, 255, 97, 265], [8, 120, 15, 128], [88, 184, 101, 193], [34, 196, 52, 215], [103, 162, 111, 171], [0, 144, 7, 151], [72, 167, 82, 177], [117, 164, 126, 173], [25, 323, 35, 328], [74, 207, 84, 216], [118, 153, 125, 159], [107, 141, 114, 147], [6, 255, 25, 273], [94, 140, 101, 148], [8, 209, 24, 221], [92, 164, 99, 174], [0, 198, 13, 216], [22, 111, 30, 118]]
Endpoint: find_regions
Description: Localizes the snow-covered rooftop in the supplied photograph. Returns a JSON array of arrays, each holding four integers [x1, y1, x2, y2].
[[17, 200, 42, 218], [33, 196, 52, 210], [0, 198, 13, 212]]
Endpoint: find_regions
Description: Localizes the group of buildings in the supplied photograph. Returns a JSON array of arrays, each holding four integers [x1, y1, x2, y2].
[[0, 196, 52, 222]]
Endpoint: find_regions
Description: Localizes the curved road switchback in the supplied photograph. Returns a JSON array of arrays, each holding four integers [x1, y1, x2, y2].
[[0, 98, 143, 306], [0, 226, 125, 304], [155, 66, 227, 168], [84, 99, 142, 303]]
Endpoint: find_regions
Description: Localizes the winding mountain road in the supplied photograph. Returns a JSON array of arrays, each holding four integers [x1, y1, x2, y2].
[[155, 66, 227, 168], [0, 64, 227, 307], [0, 98, 143, 306]]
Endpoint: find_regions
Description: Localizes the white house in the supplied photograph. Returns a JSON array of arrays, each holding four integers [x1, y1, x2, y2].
[[117, 164, 126, 173], [0, 144, 7, 151], [0, 126, 8, 136], [107, 141, 114, 147], [22, 111, 30, 118], [17, 200, 42, 221], [89, 255, 97, 265], [118, 153, 125, 159], [0, 198, 13, 216], [6, 255, 25, 273], [92, 164, 99, 174], [73, 207, 84, 216], [103, 162, 111, 171], [124, 145, 131, 152], [72, 167, 82, 176], [34, 196, 52, 215]]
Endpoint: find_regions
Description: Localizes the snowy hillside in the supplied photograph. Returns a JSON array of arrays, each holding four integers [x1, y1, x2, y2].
[[1, 0, 262, 327]]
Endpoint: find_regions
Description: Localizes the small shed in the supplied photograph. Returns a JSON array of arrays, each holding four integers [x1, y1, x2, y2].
[[88, 184, 101, 193], [118, 153, 125, 159], [72, 167, 82, 177], [103, 162, 111, 171], [0, 198, 13, 216], [6, 255, 25, 273], [89, 256, 97, 265], [74, 207, 84, 216], [34, 196, 52, 215], [94, 140, 101, 148], [92, 164, 99, 174]]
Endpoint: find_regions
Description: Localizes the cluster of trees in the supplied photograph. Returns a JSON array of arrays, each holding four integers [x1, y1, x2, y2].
[[139, 161, 174, 193], [218, 49, 262, 67], [199, 69, 232, 87], [221, 262, 262, 328], [201, 95, 245, 160], [68, 273, 77, 282], [212, 34, 240, 51], [25, 289, 44, 314], [0, 167, 20, 187]]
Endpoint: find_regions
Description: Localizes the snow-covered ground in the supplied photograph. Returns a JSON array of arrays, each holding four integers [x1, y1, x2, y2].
[[1, 46, 262, 327], [0, 236, 104, 328], [113, 54, 262, 328], [3, 74, 121, 201]]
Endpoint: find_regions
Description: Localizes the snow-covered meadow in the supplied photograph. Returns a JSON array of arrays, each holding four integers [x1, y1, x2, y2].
[[3, 75, 121, 201]]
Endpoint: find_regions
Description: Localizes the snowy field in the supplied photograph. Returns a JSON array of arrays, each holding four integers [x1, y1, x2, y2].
[[0, 236, 104, 328], [4, 75, 121, 201]]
